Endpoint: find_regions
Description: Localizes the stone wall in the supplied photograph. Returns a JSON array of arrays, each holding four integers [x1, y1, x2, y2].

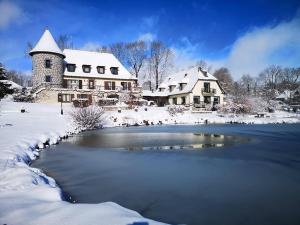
[[32, 53, 64, 89]]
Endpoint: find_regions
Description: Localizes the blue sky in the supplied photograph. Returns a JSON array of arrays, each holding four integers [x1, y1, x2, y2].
[[0, 0, 299, 79]]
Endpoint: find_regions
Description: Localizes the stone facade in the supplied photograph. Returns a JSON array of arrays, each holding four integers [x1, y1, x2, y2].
[[32, 53, 64, 89]]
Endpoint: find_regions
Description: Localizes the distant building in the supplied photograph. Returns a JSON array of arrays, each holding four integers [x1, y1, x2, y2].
[[29, 30, 140, 104], [143, 66, 225, 108]]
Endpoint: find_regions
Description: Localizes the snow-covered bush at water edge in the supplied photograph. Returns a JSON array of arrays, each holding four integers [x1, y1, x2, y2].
[[70, 105, 106, 130]]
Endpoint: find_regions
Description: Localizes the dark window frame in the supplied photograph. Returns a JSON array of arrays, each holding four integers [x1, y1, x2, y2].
[[97, 66, 105, 74], [110, 67, 119, 75], [45, 75, 51, 82], [82, 65, 91, 73], [45, 59, 51, 69], [66, 64, 76, 72]]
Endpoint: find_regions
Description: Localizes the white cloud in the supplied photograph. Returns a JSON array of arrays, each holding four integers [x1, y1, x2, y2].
[[138, 32, 156, 42], [80, 42, 102, 51], [0, 1, 24, 30], [224, 12, 300, 78], [171, 12, 300, 79]]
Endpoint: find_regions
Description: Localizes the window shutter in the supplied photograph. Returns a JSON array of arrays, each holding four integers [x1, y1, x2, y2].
[[58, 93, 62, 102], [112, 82, 115, 90], [128, 82, 131, 91], [104, 81, 109, 90]]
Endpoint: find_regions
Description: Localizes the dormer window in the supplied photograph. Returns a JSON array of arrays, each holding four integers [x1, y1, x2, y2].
[[179, 83, 186, 91], [45, 59, 51, 68], [110, 67, 118, 75], [66, 64, 76, 72], [97, 66, 105, 74], [82, 65, 91, 73], [159, 88, 165, 92], [169, 86, 174, 92]]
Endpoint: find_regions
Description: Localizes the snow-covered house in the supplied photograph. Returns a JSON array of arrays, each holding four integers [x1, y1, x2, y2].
[[29, 30, 139, 103], [143, 67, 225, 107]]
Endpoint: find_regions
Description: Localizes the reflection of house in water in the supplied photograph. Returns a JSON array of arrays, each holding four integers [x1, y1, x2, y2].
[[143, 66, 225, 109]]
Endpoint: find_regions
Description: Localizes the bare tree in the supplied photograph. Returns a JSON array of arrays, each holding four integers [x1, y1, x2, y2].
[[240, 74, 254, 94], [213, 67, 234, 94], [149, 41, 173, 89], [126, 41, 147, 79], [109, 42, 127, 65], [195, 60, 213, 73], [56, 35, 73, 50], [260, 65, 282, 90]]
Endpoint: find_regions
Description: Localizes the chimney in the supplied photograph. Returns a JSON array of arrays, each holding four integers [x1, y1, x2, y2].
[[198, 66, 208, 77]]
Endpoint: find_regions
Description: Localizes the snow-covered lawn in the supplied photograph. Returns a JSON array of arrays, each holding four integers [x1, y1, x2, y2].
[[0, 98, 166, 225], [0, 98, 299, 225]]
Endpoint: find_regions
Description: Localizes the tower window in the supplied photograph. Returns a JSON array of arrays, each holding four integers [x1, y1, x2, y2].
[[97, 66, 105, 74], [45, 75, 51, 82], [82, 65, 91, 73], [45, 60, 51, 68], [66, 64, 76, 72], [110, 67, 118, 75]]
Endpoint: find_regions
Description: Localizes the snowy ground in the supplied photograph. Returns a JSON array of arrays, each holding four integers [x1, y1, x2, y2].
[[0, 98, 299, 225]]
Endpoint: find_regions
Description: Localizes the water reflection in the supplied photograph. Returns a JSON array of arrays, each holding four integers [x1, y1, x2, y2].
[[69, 132, 249, 151]]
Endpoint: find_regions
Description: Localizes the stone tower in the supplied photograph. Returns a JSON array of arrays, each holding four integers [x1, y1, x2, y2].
[[29, 30, 65, 89]]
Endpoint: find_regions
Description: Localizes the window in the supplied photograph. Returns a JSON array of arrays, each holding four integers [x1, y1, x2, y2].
[[204, 82, 210, 92], [58, 94, 73, 103], [77, 94, 88, 99], [121, 82, 127, 90], [213, 97, 220, 105], [45, 75, 51, 82], [82, 65, 91, 73], [104, 81, 116, 90], [110, 67, 118, 75], [204, 96, 211, 104], [193, 96, 200, 104], [45, 59, 51, 68], [67, 64, 76, 72], [179, 83, 186, 91], [169, 86, 175, 92], [172, 97, 177, 105], [89, 80, 95, 89], [181, 97, 186, 105], [121, 82, 132, 91], [97, 66, 105, 74]]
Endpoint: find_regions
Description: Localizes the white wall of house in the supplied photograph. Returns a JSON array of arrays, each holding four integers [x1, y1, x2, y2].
[[168, 80, 224, 105]]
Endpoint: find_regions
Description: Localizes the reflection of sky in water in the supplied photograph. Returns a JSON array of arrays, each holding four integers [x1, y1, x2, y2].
[[69, 132, 250, 151]]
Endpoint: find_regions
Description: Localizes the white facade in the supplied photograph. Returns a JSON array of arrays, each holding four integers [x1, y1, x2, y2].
[[143, 67, 225, 107]]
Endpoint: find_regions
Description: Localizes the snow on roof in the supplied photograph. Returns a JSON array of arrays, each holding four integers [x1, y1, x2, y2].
[[0, 80, 23, 90], [29, 30, 65, 57], [146, 66, 218, 97], [63, 49, 136, 80], [159, 83, 167, 88]]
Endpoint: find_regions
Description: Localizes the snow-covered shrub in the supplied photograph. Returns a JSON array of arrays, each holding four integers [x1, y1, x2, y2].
[[167, 105, 185, 116], [70, 105, 105, 130], [218, 98, 252, 114], [13, 93, 34, 102]]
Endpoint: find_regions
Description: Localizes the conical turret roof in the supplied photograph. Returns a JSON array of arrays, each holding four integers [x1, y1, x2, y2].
[[29, 30, 65, 57]]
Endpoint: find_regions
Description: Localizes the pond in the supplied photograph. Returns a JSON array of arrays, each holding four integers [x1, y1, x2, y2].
[[32, 124, 300, 225]]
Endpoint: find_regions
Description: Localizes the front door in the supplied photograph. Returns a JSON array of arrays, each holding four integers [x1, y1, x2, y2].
[[79, 80, 82, 89]]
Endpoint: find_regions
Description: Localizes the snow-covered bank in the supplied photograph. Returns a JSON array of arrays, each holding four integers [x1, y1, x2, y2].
[[105, 106, 300, 127], [1, 99, 299, 225], [0, 99, 166, 225]]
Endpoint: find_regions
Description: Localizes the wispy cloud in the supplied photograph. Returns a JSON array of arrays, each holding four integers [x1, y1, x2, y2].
[[223, 11, 300, 78], [80, 42, 102, 51], [0, 1, 25, 30], [138, 32, 156, 42], [171, 11, 300, 79]]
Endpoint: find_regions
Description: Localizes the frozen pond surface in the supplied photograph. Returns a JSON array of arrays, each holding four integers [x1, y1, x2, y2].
[[32, 124, 300, 225]]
